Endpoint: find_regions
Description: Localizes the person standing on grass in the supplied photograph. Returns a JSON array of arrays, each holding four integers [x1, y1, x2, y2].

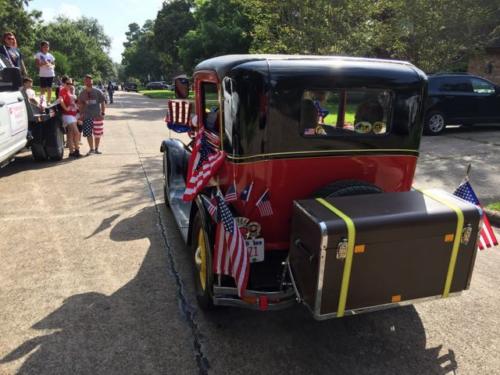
[[78, 74, 106, 155], [34, 41, 56, 103]]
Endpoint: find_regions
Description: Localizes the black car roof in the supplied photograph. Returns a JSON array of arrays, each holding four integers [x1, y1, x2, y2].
[[194, 54, 424, 81]]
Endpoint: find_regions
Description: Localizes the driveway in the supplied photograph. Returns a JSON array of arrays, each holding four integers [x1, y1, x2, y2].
[[0, 93, 499, 375]]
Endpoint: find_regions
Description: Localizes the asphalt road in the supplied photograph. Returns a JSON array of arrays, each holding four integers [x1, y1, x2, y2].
[[1, 92, 499, 375]]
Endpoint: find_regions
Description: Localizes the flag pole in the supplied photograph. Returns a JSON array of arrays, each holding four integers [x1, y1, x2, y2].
[[465, 163, 472, 181]]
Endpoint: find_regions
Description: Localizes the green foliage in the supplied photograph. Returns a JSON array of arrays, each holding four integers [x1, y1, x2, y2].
[[154, 0, 195, 62], [36, 17, 113, 80], [0, 0, 41, 48], [177, 0, 252, 72], [50, 51, 70, 78], [486, 202, 500, 212], [1, 3, 113, 81], [120, 0, 500, 79], [121, 21, 165, 83]]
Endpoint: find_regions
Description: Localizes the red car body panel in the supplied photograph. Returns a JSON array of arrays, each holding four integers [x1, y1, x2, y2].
[[217, 154, 418, 249]]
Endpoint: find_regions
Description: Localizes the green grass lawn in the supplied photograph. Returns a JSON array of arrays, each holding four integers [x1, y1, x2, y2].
[[139, 89, 196, 100], [486, 202, 500, 212]]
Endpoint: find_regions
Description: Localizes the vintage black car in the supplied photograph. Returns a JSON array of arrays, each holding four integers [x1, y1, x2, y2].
[[161, 55, 483, 319], [425, 73, 500, 135]]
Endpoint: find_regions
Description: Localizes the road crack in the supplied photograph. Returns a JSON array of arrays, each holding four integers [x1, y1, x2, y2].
[[125, 118, 209, 375]]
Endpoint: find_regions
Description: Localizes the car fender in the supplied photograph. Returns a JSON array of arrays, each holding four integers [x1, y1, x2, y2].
[[161, 138, 190, 185]]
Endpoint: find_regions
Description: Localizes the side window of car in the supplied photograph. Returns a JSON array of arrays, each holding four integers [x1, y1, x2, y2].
[[201, 82, 219, 133], [439, 78, 472, 93], [471, 78, 495, 94]]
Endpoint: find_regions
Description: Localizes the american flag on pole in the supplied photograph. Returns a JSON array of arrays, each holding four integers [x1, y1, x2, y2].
[[213, 192, 249, 297], [182, 126, 225, 201], [240, 182, 253, 203], [224, 182, 237, 202], [201, 194, 218, 222], [255, 189, 273, 217], [453, 180, 498, 250], [166, 99, 191, 133]]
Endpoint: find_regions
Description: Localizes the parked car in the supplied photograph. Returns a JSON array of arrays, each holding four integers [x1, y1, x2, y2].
[[0, 58, 28, 167], [161, 55, 482, 319], [424, 73, 500, 135], [124, 82, 138, 92], [146, 81, 168, 90]]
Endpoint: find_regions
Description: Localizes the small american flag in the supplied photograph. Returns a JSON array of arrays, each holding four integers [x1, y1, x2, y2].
[[255, 189, 273, 217], [213, 193, 249, 297], [183, 126, 225, 201], [224, 182, 237, 202], [453, 180, 498, 250], [240, 182, 253, 203], [201, 194, 218, 222], [204, 129, 220, 148]]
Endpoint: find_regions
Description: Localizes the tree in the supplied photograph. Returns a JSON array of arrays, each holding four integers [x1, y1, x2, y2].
[[0, 0, 41, 77], [121, 21, 164, 82], [177, 0, 253, 72], [153, 0, 195, 76], [36, 17, 113, 80], [74, 17, 111, 51]]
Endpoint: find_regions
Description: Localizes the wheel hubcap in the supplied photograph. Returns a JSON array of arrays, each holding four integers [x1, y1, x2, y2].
[[429, 114, 445, 133], [194, 229, 207, 291]]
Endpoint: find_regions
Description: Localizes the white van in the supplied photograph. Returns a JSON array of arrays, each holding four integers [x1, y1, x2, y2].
[[0, 58, 28, 167]]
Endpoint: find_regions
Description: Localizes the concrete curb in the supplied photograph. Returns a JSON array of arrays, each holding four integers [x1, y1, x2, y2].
[[484, 208, 500, 228]]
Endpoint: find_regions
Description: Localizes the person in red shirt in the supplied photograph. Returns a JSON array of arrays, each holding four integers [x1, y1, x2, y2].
[[59, 77, 80, 157]]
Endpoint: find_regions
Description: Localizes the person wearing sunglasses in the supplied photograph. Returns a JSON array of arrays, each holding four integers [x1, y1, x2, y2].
[[0, 32, 27, 76]]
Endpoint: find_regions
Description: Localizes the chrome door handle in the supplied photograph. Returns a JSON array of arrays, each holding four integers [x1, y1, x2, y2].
[[18, 97, 24, 102], [0, 101, 5, 107]]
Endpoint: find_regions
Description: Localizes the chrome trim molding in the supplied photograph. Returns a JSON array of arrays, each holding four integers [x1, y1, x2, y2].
[[312, 292, 463, 321], [213, 297, 297, 311], [212, 286, 297, 310], [287, 258, 302, 303], [213, 286, 296, 298], [315, 221, 328, 316], [226, 149, 420, 162]]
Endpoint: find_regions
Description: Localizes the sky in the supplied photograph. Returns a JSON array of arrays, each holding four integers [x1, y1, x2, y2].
[[28, 0, 164, 63]]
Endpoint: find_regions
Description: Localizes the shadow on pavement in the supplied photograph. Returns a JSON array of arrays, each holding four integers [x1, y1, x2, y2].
[[198, 302, 457, 375], [0, 206, 196, 375], [88, 157, 163, 211], [0, 151, 82, 178], [1, 159, 459, 375]]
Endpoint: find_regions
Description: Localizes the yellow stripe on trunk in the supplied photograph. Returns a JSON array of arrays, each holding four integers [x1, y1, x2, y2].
[[417, 189, 464, 298], [316, 198, 356, 317]]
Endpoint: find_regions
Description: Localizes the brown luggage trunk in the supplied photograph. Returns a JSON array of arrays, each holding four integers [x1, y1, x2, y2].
[[289, 189, 481, 320]]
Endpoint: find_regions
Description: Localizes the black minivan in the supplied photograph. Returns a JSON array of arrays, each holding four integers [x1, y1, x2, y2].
[[424, 73, 500, 135]]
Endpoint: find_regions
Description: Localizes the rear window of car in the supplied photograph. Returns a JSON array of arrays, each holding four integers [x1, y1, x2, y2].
[[299, 88, 393, 137]]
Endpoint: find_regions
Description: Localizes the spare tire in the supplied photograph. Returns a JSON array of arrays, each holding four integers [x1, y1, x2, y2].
[[313, 179, 383, 198]]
